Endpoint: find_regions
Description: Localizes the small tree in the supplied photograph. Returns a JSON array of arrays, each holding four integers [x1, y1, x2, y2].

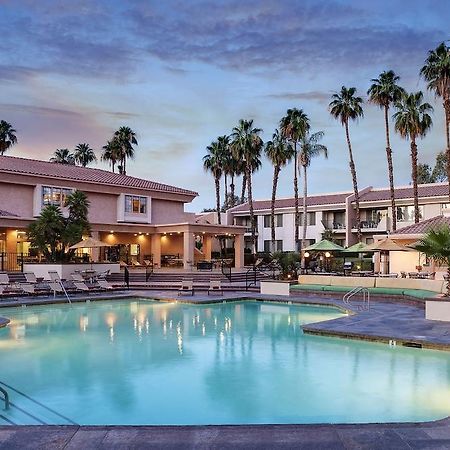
[[414, 226, 450, 296], [271, 251, 300, 279], [27, 190, 91, 262]]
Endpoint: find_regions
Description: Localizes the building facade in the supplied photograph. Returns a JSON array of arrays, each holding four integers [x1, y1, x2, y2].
[[227, 183, 450, 252], [0, 156, 245, 269]]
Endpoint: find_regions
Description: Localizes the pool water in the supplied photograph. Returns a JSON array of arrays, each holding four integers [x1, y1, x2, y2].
[[0, 299, 449, 425]]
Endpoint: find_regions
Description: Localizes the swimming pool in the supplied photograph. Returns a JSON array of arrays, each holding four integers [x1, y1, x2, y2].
[[0, 299, 449, 425]]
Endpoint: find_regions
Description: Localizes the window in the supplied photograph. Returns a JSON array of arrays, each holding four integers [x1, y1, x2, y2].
[[125, 195, 147, 214], [263, 214, 283, 228], [264, 240, 283, 252], [396, 205, 423, 222], [42, 186, 73, 207], [299, 212, 316, 226]]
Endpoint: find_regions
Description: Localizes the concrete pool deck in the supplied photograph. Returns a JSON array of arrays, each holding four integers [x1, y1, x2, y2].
[[1, 289, 450, 448]]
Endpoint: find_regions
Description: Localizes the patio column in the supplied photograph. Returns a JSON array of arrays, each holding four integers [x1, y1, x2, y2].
[[5, 229, 16, 254], [234, 234, 244, 268], [183, 231, 194, 270], [91, 231, 100, 262], [203, 235, 212, 261], [151, 234, 161, 269]]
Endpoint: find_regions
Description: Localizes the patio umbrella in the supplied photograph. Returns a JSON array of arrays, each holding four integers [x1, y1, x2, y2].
[[341, 242, 374, 253], [69, 237, 110, 249], [303, 239, 344, 252], [367, 238, 409, 274]]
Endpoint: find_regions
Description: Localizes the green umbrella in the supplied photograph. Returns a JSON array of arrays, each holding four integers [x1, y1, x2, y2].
[[303, 239, 344, 252], [341, 242, 374, 253]]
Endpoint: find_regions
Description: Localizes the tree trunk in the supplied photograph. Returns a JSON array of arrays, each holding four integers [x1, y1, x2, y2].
[[215, 176, 221, 225], [271, 165, 280, 252], [345, 122, 361, 241], [224, 173, 228, 209], [384, 105, 397, 232], [247, 165, 256, 257], [444, 98, 450, 200], [230, 174, 235, 207], [241, 172, 247, 203], [301, 163, 308, 270], [293, 143, 299, 251], [411, 138, 420, 223], [447, 264, 450, 297], [112, 161, 115, 173], [122, 155, 126, 175]]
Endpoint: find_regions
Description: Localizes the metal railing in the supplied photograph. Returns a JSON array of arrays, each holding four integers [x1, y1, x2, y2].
[[221, 259, 232, 282], [343, 286, 370, 311], [0, 253, 25, 272], [245, 260, 280, 290]]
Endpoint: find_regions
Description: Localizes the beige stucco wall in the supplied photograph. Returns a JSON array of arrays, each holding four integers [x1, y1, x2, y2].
[[151, 199, 190, 224], [161, 234, 183, 255], [87, 192, 118, 224], [0, 182, 34, 218], [389, 251, 422, 275]]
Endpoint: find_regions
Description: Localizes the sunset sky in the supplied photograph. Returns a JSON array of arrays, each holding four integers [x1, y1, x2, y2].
[[1, 0, 449, 211]]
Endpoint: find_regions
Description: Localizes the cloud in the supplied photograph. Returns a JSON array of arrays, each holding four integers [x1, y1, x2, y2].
[[266, 91, 331, 102]]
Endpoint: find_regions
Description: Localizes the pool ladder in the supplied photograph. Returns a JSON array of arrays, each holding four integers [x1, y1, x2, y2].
[[343, 286, 370, 311]]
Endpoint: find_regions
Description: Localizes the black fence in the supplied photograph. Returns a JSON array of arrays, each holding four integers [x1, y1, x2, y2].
[[0, 253, 25, 272]]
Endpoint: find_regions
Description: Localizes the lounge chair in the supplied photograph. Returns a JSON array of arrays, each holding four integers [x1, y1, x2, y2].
[[98, 279, 113, 290], [19, 283, 35, 295], [0, 285, 7, 296], [48, 271, 62, 282], [208, 280, 223, 295], [48, 281, 64, 295], [0, 273, 10, 285], [24, 272, 38, 283], [73, 281, 91, 293], [71, 273, 85, 282], [178, 279, 194, 296], [97, 269, 110, 279]]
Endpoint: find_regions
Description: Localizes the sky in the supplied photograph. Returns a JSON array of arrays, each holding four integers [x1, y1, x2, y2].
[[0, 0, 449, 212]]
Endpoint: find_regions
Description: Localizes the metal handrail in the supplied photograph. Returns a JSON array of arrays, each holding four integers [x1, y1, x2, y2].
[[343, 286, 370, 311], [0, 387, 9, 410], [221, 260, 232, 282]]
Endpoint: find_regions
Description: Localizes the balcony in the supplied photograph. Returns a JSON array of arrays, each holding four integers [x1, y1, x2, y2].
[[323, 222, 346, 231], [351, 219, 387, 232]]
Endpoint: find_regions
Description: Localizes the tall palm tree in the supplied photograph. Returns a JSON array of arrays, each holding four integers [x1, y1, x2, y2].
[[329, 86, 364, 241], [74, 143, 97, 167], [50, 148, 75, 165], [421, 42, 450, 198], [101, 138, 121, 172], [0, 120, 17, 155], [231, 119, 263, 255], [368, 70, 405, 231], [280, 108, 310, 251], [393, 91, 433, 223], [217, 135, 232, 208], [114, 126, 138, 175], [299, 131, 328, 267], [203, 140, 223, 224], [265, 130, 293, 251]]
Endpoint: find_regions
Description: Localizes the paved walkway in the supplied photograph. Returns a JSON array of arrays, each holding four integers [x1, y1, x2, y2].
[[2, 419, 450, 449]]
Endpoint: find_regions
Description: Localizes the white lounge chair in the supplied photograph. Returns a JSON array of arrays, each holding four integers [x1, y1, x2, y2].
[[0, 273, 10, 285], [73, 281, 90, 292], [208, 280, 223, 295], [19, 283, 35, 295], [48, 271, 62, 282], [24, 272, 38, 284], [178, 279, 194, 296], [71, 273, 85, 282], [98, 279, 113, 290], [48, 281, 64, 295]]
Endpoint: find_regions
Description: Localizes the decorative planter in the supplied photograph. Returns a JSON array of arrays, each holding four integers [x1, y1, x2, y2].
[[426, 300, 450, 322], [260, 280, 291, 296]]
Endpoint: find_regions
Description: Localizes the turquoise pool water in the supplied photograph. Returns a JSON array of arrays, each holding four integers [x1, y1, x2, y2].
[[0, 299, 449, 425]]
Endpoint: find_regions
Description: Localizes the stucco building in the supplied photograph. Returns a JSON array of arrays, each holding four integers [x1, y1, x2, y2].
[[0, 156, 245, 270]]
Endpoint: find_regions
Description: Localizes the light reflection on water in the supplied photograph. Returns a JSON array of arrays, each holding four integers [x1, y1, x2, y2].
[[0, 299, 449, 425]]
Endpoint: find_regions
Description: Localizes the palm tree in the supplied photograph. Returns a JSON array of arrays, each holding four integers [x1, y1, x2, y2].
[[414, 226, 450, 295], [231, 119, 263, 255], [101, 138, 121, 172], [217, 135, 232, 208], [393, 91, 433, 223], [0, 120, 17, 156], [114, 126, 138, 175], [421, 42, 450, 198], [329, 86, 364, 241], [203, 140, 223, 224], [368, 70, 405, 231], [265, 130, 294, 251], [50, 148, 75, 165], [299, 131, 328, 267], [280, 108, 310, 251], [74, 143, 97, 167]]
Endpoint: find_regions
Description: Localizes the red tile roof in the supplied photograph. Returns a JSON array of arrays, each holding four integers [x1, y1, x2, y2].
[[0, 156, 197, 197], [394, 215, 450, 235], [229, 192, 351, 213], [359, 184, 449, 202]]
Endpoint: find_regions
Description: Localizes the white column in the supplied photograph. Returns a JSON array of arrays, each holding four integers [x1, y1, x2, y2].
[[183, 231, 194, 270], [234, 234, 244, 268]]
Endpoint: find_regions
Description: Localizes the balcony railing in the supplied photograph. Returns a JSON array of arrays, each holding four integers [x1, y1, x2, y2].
[[352, 220, 381, 230]]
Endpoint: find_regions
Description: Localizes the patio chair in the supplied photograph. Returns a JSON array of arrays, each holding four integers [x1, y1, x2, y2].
[[208, 280, 223, 295], [73, 281, 91, 293], [0, 273, 10, 285], [71, 273, 85, 282], [48, 271, 62, 282], [19, 283, 35, 296], [98, 279, 114, 290], [178, 279, 194, 296], [97, 269, 110, 279], [24, 272, 38, 284]]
